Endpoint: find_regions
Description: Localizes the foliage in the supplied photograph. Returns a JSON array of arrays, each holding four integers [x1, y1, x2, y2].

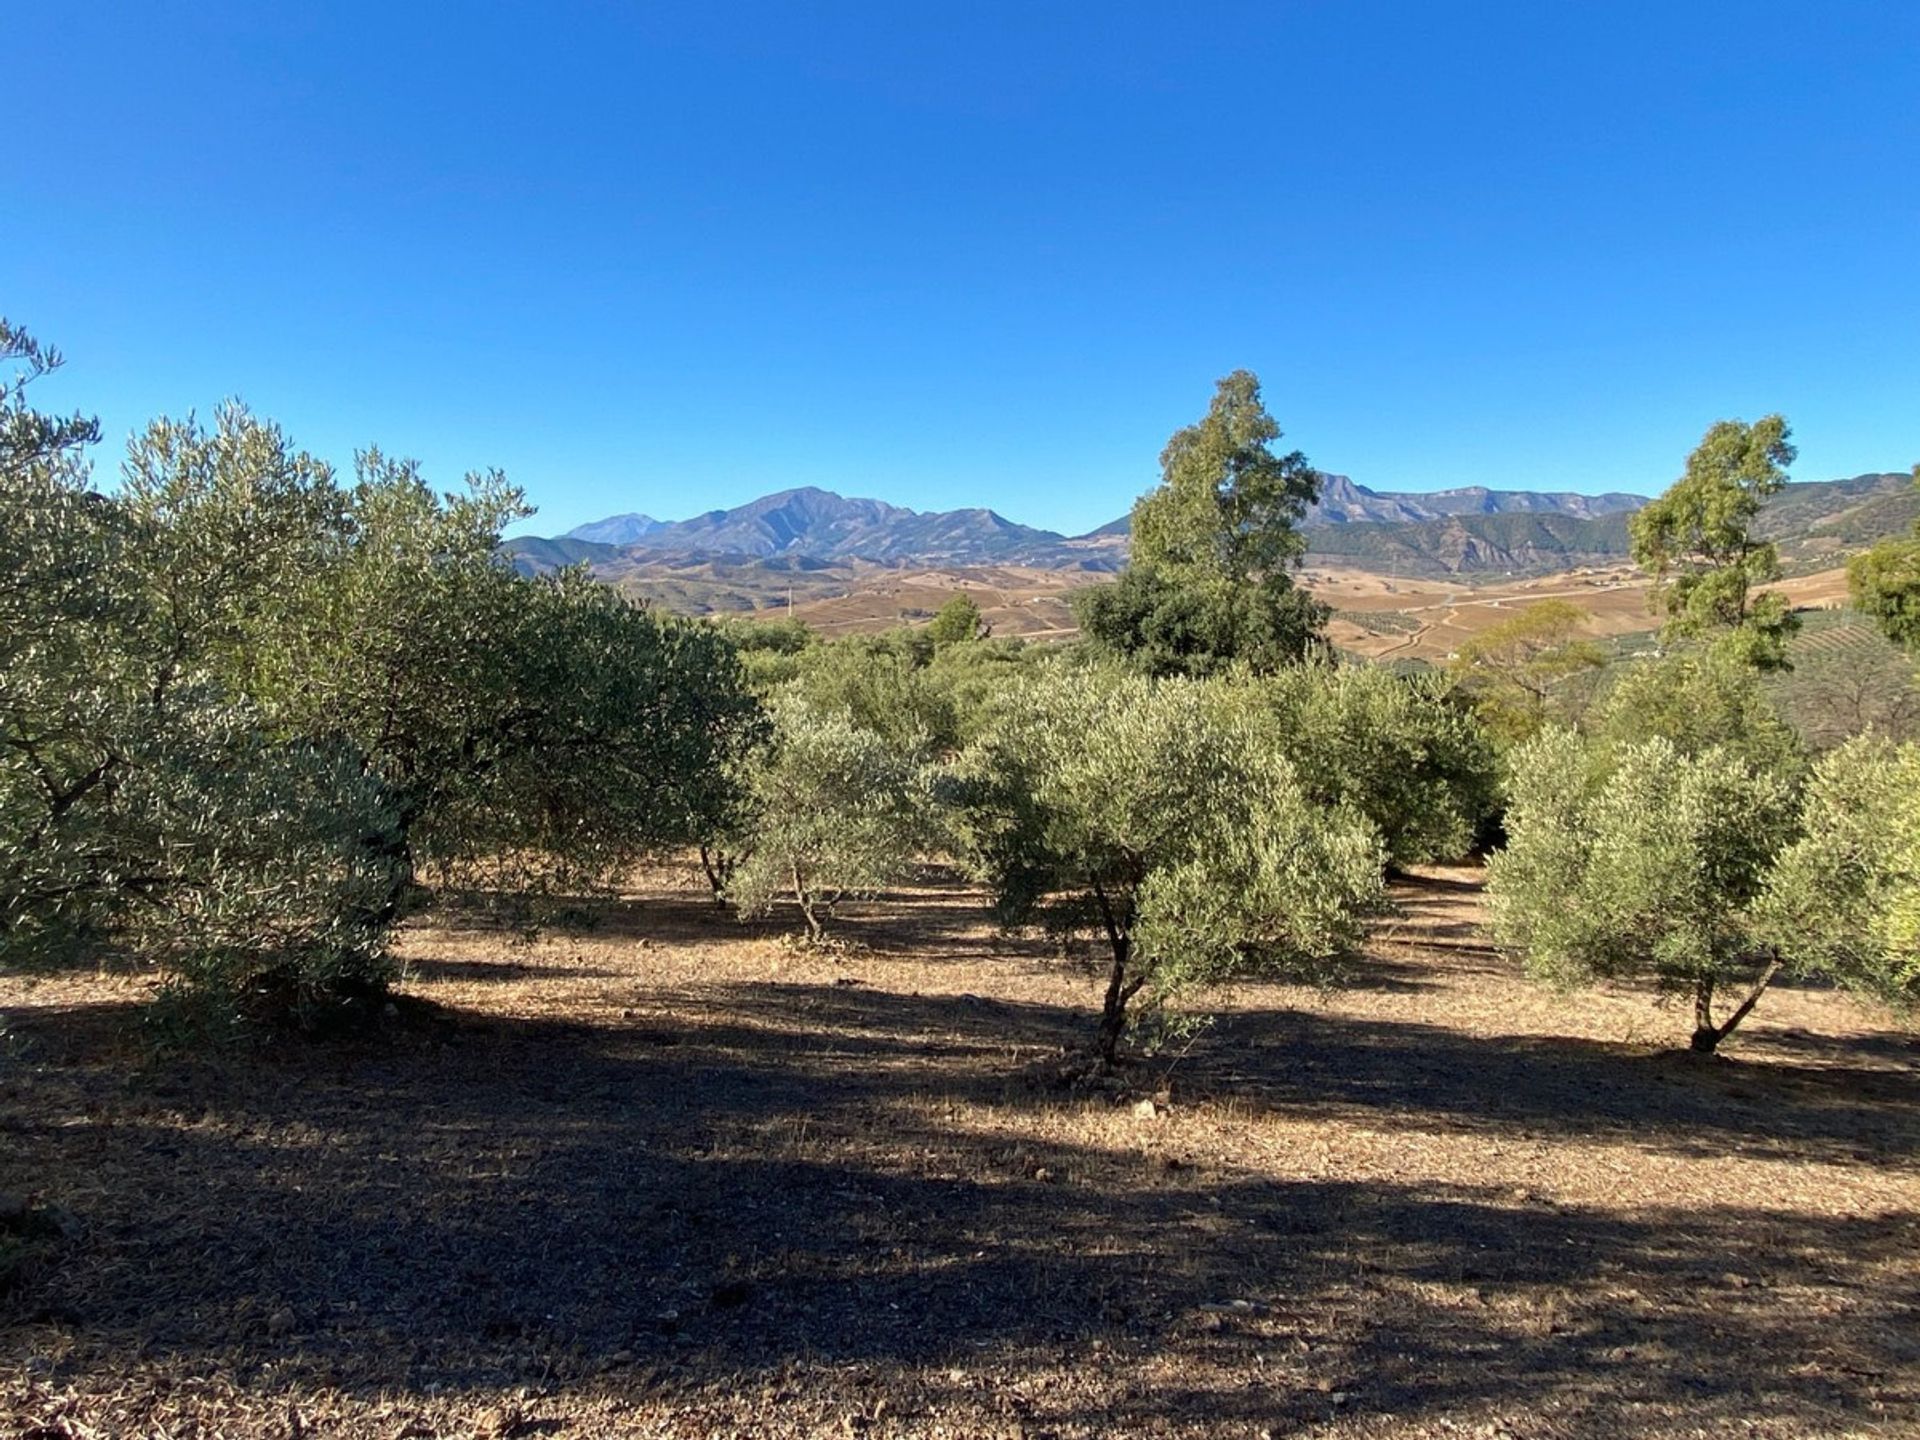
[[1592, 651, 1804, 781], [1756, 737, 1920, 1008], [922, 635, 1047, 745], [925, 593, 988, 646], [959, 670, 1385, 1060], [1131, 370, 1319, 584], [4, 325, 764, 1032], [1, 374, 396, 1023], [117, 421, 765, 920], [726, 699, 940, 937], [717, 615, 820, 693], [1488, 729, 1799, 1052], [1074, 565, 1330, 678], [1629, 415, 1799, 669], [1848, 465, 1920, 653], [0, 321, 100, 477], [781, 629, 958, 752], [1447, 599, 1606, 743], [1076, 371, 1328, 676], [1236, 666, 1499, 867]]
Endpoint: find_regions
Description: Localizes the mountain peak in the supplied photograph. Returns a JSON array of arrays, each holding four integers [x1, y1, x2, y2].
[[564, 512, 662, 545]]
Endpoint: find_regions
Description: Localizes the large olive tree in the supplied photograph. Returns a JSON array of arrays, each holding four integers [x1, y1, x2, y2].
[[120, 418, 764, 922], [2, 340, 397, 1023]]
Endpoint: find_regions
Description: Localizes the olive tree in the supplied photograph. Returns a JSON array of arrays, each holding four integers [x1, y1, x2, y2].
[[1, 354, 397, 1023], [1488, 730, 1799, 1052], [1593, 651, 1804, 780], [119, 421, 763, 921], [725, 698, 941, 938], [960, 670, 1385, 1062], [1756, 736, 1920, 1008], [1247, 665, 1499, 868], [926, 593, 988, 646]]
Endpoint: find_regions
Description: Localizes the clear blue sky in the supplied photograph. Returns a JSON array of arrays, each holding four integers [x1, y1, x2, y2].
[[10, 2, 1917, 536]]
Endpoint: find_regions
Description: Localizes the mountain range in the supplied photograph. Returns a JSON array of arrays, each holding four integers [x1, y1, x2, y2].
[[504, 471, 1916, 593], [519, 475, 1652, 572]]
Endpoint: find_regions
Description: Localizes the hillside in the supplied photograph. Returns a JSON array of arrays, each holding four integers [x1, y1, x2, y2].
[[1306, 474, 1646, 525], [1303, 511, 1636, 577]]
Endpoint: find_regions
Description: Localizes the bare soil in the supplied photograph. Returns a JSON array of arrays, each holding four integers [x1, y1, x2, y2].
[[4, 864, 1917, 1438]]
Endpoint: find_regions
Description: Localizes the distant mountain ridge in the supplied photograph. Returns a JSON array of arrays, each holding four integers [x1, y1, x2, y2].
[[530, 475, 1650, 570], [508, 470, 1915, 587], [545, 486, 1124, 569], [1305, 474, 1646, 525]]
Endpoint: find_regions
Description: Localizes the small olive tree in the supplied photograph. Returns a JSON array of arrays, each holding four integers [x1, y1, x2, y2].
[[960, 670, 1385, 1062], [926, 593, 988, 646], [726, 699, 940, 938], [1488, 729, 1800, 1052]]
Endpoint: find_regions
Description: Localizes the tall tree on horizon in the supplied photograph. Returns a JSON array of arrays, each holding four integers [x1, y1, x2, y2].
[[1630, 415, 1799, 670], [1078, 371, 1328, 675]]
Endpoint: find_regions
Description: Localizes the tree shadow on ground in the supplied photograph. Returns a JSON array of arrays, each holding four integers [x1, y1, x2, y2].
[[4, 976, 1918, 1434], [1198, 1004, 1918, 1167]]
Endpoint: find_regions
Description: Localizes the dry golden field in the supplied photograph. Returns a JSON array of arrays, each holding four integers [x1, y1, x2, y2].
[[5, 863, 1916, 1438], [760, 561, 1859, 666]]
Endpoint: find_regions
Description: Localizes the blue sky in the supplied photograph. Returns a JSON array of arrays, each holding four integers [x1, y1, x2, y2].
[[9, 2, 1917, 536]]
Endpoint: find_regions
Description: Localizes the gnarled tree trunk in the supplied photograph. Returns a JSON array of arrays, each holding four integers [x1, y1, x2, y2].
[[1689, 954, 1783, 1054]]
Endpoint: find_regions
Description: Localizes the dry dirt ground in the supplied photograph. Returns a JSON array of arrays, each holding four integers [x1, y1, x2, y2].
[[1313, 566, 1854, 665], [4, 864, 1917, 1438]]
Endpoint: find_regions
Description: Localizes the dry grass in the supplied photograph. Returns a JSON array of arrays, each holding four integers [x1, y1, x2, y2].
[[3, 863, 1917, 1438]]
